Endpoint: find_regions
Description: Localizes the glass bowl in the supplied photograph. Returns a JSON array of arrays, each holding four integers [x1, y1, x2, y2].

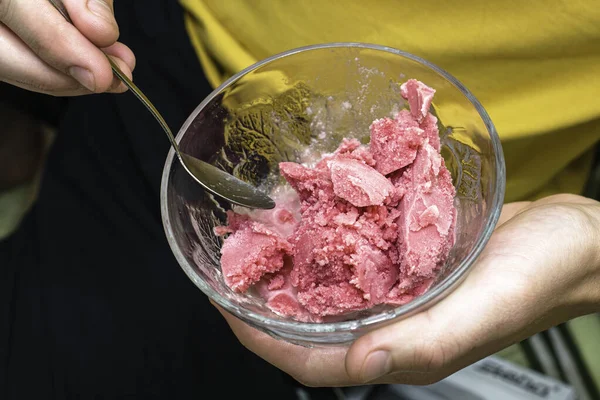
[[160, 43, 505, 347]]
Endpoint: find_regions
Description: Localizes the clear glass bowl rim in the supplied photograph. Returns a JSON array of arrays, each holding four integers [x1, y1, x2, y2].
[[160, 42, 506, 334]]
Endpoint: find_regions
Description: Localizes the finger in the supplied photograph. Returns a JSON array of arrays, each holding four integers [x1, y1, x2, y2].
[[345, 298, 504, 384], [0, 23, 132, 96], [0, 22, 84, 95], [345, 208, 575, 386], [215, 305, 351, 387], [61, 0, 118, 47], [344, 244, 545, 384], [103, 42, 135, 93], [345, 312, 449, 383], [103, 42, 136, 72], [0, 0, 115, 92], [104, 54, 133, 93]]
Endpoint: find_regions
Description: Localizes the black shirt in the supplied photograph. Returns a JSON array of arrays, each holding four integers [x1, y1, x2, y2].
[[0, 1, 298, 398]]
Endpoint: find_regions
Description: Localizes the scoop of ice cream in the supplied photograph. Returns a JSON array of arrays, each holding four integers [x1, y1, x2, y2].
[[350, 243, 398, 304], [401, 79, 436, 123], [279, 162, 334, 205], [217, 214, 293, 292], [370, 114, 425, 175], [386, 277, 435, 306], [288, 221, 367, 315], [335, 138, 363, 154], [282, 154, 407, 316], [255, 264, 316, 322], [297, 282, 367, 316], [395, 141, 456, 278], [328, 158, 395, 207], [419, 113, 441, 151]]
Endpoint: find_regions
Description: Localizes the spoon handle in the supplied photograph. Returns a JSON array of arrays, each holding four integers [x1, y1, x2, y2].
[[48, 0, 182, 156]]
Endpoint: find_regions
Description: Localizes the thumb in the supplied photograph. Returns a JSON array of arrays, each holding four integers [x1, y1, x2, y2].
[[343, 257, 531, 384]]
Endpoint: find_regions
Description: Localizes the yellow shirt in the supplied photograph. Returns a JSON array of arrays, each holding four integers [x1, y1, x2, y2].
[[180, 0, 600, 202]]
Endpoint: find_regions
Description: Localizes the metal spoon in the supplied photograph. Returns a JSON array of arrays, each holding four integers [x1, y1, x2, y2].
[[48, 0, 275, 210]]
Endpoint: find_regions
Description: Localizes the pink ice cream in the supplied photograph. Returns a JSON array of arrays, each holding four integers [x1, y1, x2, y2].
[[216, 211, 294, 292], [215, 79, 456, 322]]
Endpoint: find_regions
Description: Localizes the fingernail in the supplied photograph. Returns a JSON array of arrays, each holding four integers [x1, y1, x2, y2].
[[87, 0, 113, 23], [68, 67, 95, 92], [361, 350, 392, 382]]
